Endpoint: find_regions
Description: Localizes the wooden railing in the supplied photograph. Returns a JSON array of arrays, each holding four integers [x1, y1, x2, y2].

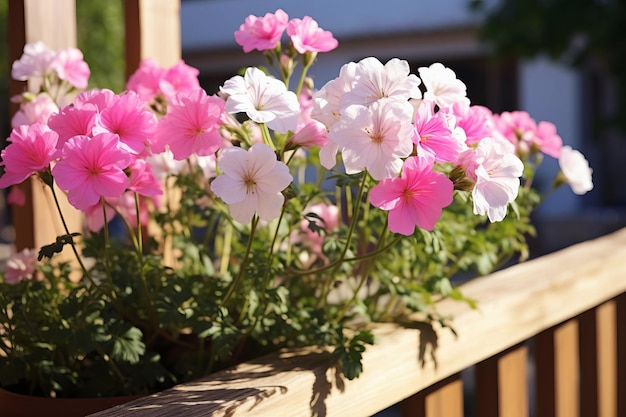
[[6, 2, 625, 416], [92, 227, 626, 417]]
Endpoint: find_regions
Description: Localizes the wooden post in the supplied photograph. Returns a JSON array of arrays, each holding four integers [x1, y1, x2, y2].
[[124, 0, 181, 76], [7, 0, 81, 253]]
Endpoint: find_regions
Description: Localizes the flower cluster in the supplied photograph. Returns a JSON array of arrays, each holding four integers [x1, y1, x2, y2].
[[0, 9, 592, 398]]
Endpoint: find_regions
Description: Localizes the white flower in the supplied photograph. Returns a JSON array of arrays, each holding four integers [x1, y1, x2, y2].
[[311, 61, 357, 129], [339, 57, 421, 109], [559, 145, 593, 195], [210, 143, 293, 224], [330, 100, 414, 180], [460, 137, 523, 222], [221, 67, 300, 133], [11, 42, 56, 89], [419, 62, 470, 108]]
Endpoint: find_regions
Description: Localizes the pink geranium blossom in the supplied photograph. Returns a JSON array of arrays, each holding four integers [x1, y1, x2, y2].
[[93, 91, 158, 155], [286, 16, 338, 54], [153, 89, 225, 159], [128, 158, 163, 197], [458, 137, 523, 222], [419, 63, 469, 108], [3, 248, 38, 284], [492, 111, 537, 154], [11, 93, 58, 128], [558, 146, 593, 195], [50, 48, 90, 89], [413, 100, 461, 163], [0, 123, 59, 188], [47, 104, 98, 148], [535, 121, 563, 158], [210, 143, 292, 224], [444, 102, 495, 146], [221, 67, 300, 133], [159, 60, 201, 102], [52, 133, 132, 210], [126, 59, 166, 102], [370, 155, 454, 235], [234, 9, 289, 53], [330, 100, 414, 180]]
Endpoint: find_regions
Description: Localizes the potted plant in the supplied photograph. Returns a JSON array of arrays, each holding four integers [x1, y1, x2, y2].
[[0, 9, 592, 413]]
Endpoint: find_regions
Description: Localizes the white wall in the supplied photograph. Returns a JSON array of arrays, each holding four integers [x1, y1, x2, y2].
[[181, 0, 483, 51]]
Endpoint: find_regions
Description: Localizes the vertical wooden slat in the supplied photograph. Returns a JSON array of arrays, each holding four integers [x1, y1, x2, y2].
[[579, 309, 599, 416], [8, 0, 80, 253], [476, 345, 529, 417], [400, 375, 463, 417], [475, 355, 499, 417], [535, 321, 580, 417], [617, 293, 626, 417], [124, 0, 181, 77], [498, 345, 529, 417], [596, 301, 617, 417]]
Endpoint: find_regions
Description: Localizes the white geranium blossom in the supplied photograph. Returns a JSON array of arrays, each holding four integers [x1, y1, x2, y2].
[[221, 67, 300, 133], [559, 145, 593, 195], [460, 137, 523, 222], [210, 143, 293, 224], [419, 62, 470, 108]]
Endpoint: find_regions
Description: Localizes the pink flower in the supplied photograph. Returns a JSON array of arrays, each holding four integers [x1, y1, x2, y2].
[[7, 186, 26, 206], [210, 143, 292, 224], [93, 91, 158, 155], [47, 105, 98, 148], [492, 111, 537, 154], [419, 63, 469, 108], [50, 48, 90, 89], [535, 121, 563, 158], [370, 155, 454, 235], [234, 9, 289, 53], [159, 60, 201, 102], [413, 101, 461, 163], [3, 248, 38, 284], [74, 88, 116, 111], [126, 59, 166, 103], [444, 102, 495, 146], [459, 137, 523, 222], [128, 158, 163, 197], [153, 89, 225, 160], [289, 120, 329, 150], [286, 16, 338, 54], [11, 93, 58, 128], [293, 202, 339, 261], [221, 67, 300, 133], [0, 123, 59, 188], [558, 146, 593, 195], [331, 100, 415, 180], [52, 133, 132, 210]]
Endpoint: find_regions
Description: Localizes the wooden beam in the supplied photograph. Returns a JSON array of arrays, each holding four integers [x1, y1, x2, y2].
[[7, 0, 80, 252], [94, 228, 626, 416]]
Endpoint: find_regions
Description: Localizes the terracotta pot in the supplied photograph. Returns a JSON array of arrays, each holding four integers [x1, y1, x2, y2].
[[0, 387, 141, 417]]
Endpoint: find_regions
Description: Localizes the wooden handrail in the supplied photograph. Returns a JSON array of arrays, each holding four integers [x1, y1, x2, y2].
[[94, 228, 626, 416]]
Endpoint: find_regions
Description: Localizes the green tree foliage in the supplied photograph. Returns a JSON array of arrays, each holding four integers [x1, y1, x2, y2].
[[470, 0, 626, 132], [76, 0, 125, 92]]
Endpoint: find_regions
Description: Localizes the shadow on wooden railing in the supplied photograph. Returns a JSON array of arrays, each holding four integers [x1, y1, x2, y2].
[[93, 228, 626, 417]]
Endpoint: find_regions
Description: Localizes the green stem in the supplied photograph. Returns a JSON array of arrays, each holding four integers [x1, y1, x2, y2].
[[49, 184, 95, 285], [260, 123, 276, 151], [320, 172, 369, 308], [221, 215, 259, 305]]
